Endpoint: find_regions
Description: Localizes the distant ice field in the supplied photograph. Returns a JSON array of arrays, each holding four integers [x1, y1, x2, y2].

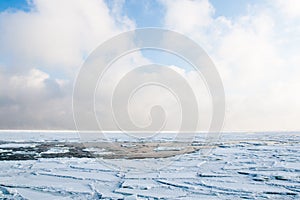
[[0, 131, 299, 199]]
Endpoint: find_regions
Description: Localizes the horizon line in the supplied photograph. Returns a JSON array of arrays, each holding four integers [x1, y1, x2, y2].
[[0, 129, 299, 133]]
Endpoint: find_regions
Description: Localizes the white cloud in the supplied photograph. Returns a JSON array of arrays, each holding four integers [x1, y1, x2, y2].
[[10, 69, 49, 89], [162, 0, 214, 33], [274, 0, 300, 19], [94, 62, 211, 132], [0, 0, 134, 74], [1, 0, 299, 131], [0, 0, 135, 129], [0, 68, 73, 129], [162, 0, 300, 131]]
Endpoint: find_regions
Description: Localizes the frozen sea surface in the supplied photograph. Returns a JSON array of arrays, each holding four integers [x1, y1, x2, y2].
[[0, 131, 299, 199]]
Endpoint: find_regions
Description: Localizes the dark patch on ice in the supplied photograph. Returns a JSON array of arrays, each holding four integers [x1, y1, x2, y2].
[[0, 142, 94, 160], [0, 141, 206, 160]]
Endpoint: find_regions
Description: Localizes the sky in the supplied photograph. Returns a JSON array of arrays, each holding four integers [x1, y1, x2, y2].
[[0, 0, 299, 131]]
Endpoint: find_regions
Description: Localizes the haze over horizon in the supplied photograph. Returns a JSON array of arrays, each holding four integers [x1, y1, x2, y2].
[[0, 0, 299, 131]]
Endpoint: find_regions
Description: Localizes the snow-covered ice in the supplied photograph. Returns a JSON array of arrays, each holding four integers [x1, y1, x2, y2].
[[0, 131, 299, 199]]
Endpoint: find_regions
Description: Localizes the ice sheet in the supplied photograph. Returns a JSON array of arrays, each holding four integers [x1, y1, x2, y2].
[[0, 131, 299, 199]]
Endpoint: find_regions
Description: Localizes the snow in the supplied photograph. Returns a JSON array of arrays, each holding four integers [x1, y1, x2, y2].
[[154, 146, 184, 151], [42, 147, 69, 154], [0, 143, 37, 148], [0, 131, 299, 199]]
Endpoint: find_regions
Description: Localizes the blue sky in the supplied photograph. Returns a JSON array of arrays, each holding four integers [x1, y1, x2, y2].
[[0, 0, 31, 12], [0, 0, 262, 26]]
